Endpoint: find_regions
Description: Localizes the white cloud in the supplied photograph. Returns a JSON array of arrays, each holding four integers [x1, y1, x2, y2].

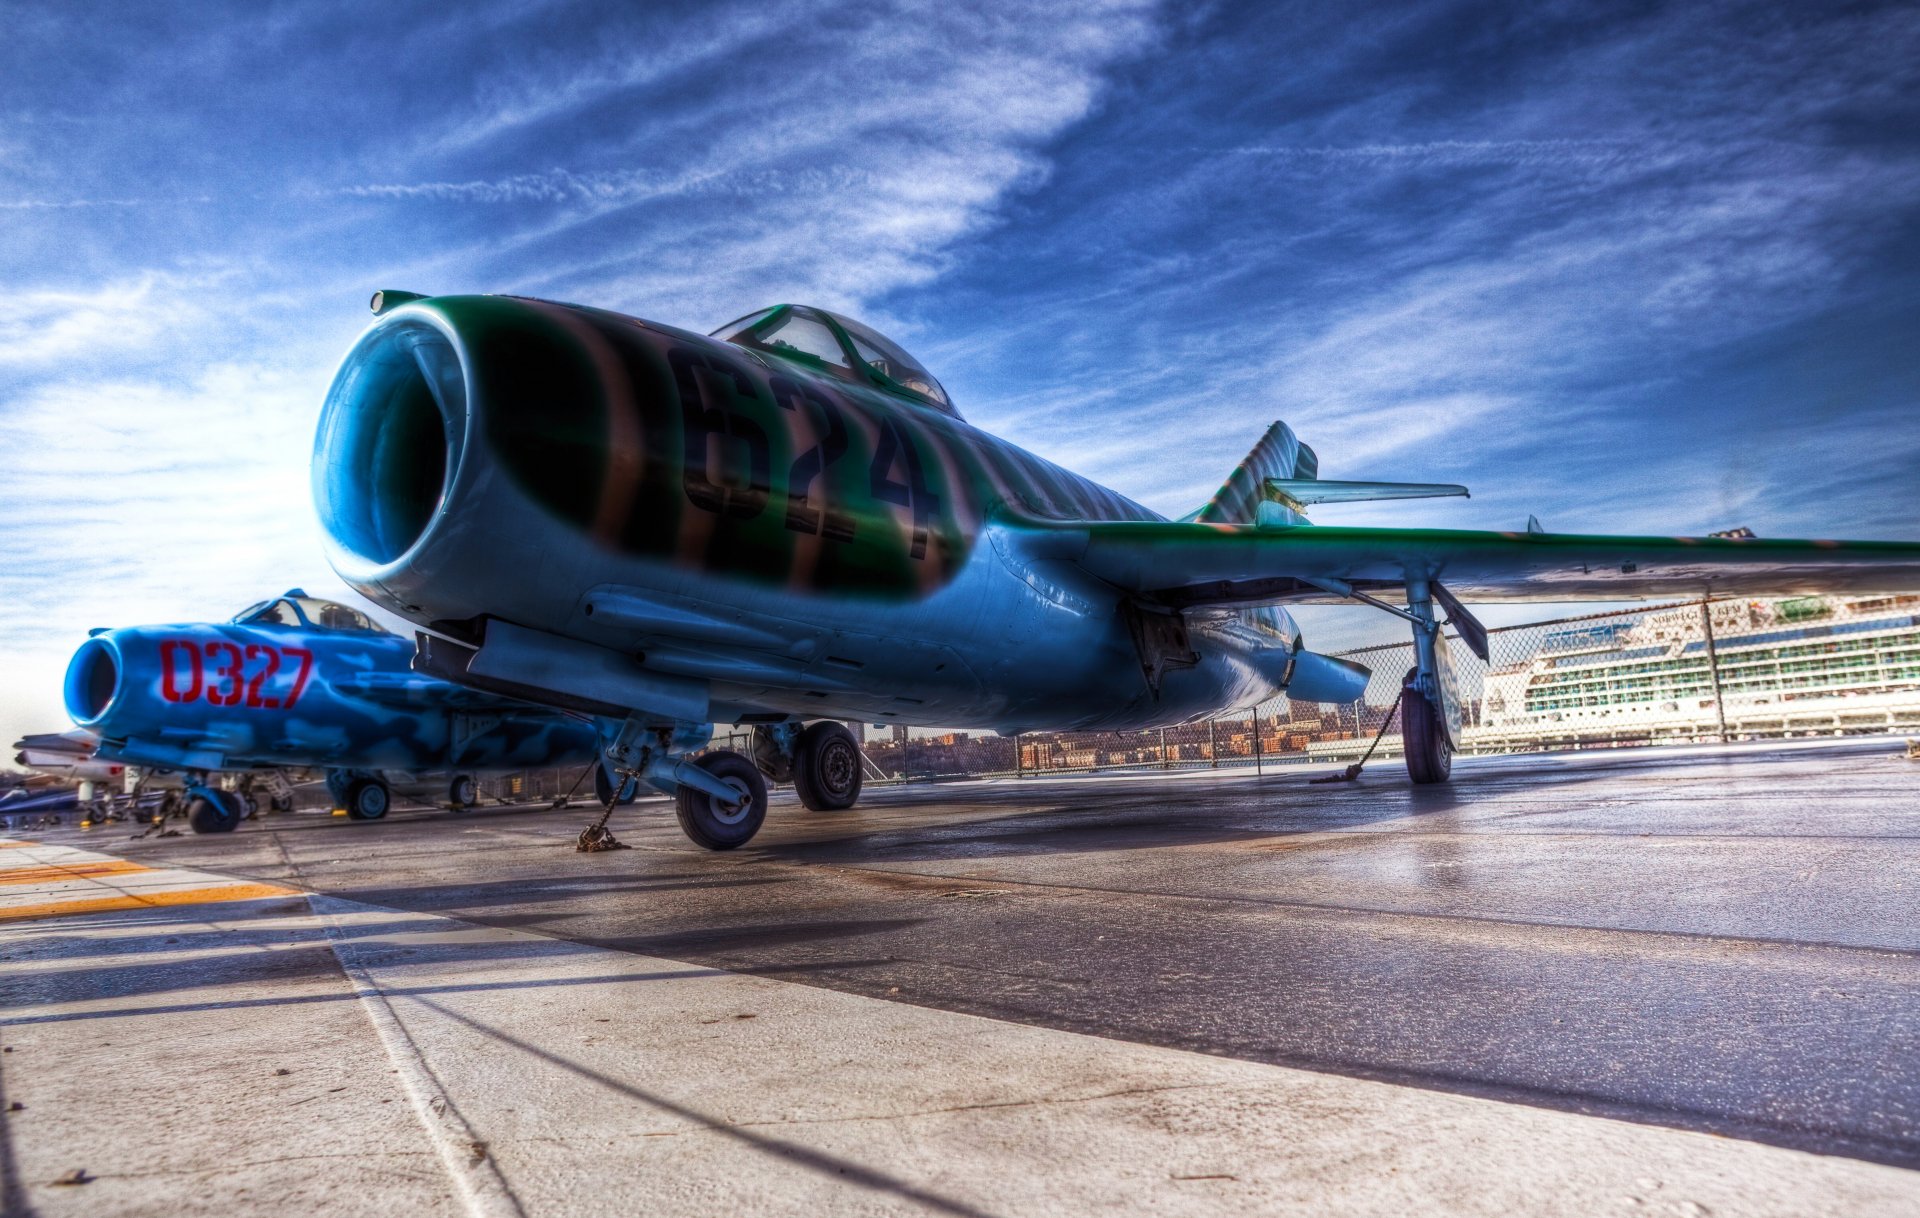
[[383, 0, 1163, 324], [0, 273, 215, 367], [0, 357, 355, 753]]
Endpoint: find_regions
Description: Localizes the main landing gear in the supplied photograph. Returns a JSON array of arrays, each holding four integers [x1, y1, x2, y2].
[[446, 773, 479, 810], [753, 721, 864, 811], [1313, 575, 1466, 785], [1401, 670, 1452, 783], [326, 769, 393, 821], [1400, 578, 1456, 785]]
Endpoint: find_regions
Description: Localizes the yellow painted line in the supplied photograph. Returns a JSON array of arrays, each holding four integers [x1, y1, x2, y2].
[[0, 882, 298, 923], [0, 840, 39, 849], [0, 859, 153, 885]]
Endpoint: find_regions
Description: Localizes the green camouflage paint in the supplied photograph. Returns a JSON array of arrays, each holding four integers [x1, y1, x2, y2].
[[427, 295, 1155, 600]]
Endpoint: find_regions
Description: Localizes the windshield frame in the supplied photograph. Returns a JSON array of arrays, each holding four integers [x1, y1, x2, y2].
[[821, 310, 956, 416], [233, 594, 387, 635], [713, 305, 862, 385], [713, 305, 961, 419]]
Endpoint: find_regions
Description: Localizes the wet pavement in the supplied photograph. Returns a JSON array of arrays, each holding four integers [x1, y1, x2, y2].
[[23, 737, 1920, 1172]]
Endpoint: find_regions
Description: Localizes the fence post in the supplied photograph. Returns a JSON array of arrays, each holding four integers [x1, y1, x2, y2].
[[1159, 727, 1169, 769], [1252, 707, 1263, 776], [1699, 598, 1730, 744], [1014, 732, 1022, 779], [1208, 718, 1218, 768]]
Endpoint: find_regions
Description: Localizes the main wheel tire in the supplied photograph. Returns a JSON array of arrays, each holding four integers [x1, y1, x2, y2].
[[594, 764, 640, 808], [345, 778, 391, 820], [447, 774, 478, 808], [792, 721, 864, 811], [674, 751, 767, 850], [1402, 676, 1453, 785], [186, 789, 242, 834]]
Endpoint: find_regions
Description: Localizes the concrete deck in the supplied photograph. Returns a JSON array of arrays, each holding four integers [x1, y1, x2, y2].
[[3, 738, 1918, 1215]]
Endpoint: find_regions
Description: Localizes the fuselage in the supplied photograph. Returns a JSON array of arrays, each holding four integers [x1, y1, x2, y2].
[[314, 297, 1303, 732], [66, 615, 601, 774]]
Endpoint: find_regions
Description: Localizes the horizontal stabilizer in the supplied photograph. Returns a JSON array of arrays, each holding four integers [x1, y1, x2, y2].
[[1265, 479, 1469, 507]]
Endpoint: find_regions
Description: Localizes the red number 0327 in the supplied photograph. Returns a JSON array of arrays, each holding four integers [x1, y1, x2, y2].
[[159, 639, 315, 709]]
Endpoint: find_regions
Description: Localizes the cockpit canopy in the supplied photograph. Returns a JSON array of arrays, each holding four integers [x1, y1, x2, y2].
[[711, 305, 958, 418], [233, 590, 388, 634]]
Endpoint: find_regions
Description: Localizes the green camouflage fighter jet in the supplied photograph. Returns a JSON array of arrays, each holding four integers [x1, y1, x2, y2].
[[310, 294, 1920, 850]]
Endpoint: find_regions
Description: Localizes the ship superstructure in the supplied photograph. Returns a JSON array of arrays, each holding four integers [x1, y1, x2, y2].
[[1469, 595, 1920, 749]]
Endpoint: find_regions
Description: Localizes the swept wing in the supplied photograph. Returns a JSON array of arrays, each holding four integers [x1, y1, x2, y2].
[[1006, 519, 1920, 606]]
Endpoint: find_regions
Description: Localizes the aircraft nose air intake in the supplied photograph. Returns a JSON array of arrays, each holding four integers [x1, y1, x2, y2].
[[64, 635, 122, 728], [312, 316, 465, 572]]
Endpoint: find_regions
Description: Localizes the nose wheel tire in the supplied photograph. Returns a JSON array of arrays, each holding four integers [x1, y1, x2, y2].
[[346, 778, 391, 820], [675, 751, 767, 850], [447, 774, 478, 809], [186, 789, 243, 834], [1401, 674, 1453, 785], [793, 722, 864, 811]]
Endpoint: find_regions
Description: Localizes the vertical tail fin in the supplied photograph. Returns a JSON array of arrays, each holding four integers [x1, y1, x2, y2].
[[1193, 420, 1316, 525]]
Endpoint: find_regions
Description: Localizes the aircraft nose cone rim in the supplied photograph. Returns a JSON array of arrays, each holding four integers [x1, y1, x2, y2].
[[312, 307, 468, 582], [64, 634, 124, 729]]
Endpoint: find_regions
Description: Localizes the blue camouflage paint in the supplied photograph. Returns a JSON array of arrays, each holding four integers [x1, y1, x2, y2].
[[65, 594, 601, 776]]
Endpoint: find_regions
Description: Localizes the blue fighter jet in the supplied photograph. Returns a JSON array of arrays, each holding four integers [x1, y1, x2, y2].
[[64, 590, 606, 833]]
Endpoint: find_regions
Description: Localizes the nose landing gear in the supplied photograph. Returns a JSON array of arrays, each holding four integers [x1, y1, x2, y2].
[[673, 752, 767, 849], [587, 719, 770, 851], [185, 786, 245, 834]]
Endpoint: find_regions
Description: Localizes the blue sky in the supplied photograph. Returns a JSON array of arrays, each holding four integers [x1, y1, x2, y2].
[[4, 0, 1919, 755]]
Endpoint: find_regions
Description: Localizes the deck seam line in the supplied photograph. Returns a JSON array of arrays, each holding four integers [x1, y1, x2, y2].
[[308, 893, 527, 1218]]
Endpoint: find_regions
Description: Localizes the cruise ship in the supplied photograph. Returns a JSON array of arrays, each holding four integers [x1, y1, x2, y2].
[[1465, 595, 1920, 750]]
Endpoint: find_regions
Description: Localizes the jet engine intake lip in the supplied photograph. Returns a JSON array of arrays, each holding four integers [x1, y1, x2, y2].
[[64, 635, 123, 729], [311, 305, 471, 583]]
